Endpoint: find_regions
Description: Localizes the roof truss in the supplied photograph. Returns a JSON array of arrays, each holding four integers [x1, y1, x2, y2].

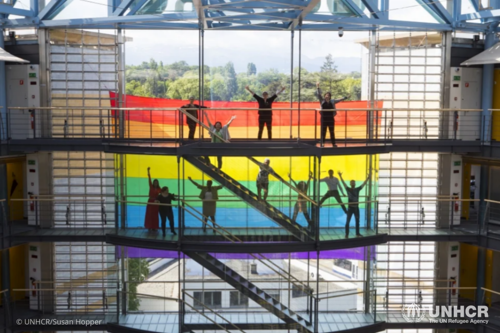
[[0, 0, 498, 32]]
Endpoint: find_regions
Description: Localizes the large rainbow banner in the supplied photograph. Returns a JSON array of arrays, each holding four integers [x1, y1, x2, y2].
[[115, 95, 378, 230], [110, 92, 383, 139]]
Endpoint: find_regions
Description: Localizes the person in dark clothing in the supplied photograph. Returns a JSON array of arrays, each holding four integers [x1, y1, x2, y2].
[[245, 85, 286, 140], [316, 82, 348, 147], [155, 186, 178, 236], [289, 172, 313, 228], [339, 171, 371, 239], [180, 96, 207, 140]]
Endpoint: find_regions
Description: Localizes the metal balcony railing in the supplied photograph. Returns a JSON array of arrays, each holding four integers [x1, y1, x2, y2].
[[2, 106, 496, 145]]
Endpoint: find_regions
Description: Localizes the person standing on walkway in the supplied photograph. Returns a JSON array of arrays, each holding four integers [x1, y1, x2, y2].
[[155, 186, 178, 236], [316, 82, 348, 147], [180, 96, 207, 140], [203, 110, 236, 170], [289, 172, 313, 228], [188, 177, 223, 233], [339, 171, 371, 238], [245, 86, 286, 140], [255, 158, 283, 202], [319, 169, 347, 214], [144, 167, 161, 231]]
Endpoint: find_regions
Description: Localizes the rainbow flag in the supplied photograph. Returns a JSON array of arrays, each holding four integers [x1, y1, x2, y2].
[[110, 93, 383, 140], [114, 94, 379, 229]]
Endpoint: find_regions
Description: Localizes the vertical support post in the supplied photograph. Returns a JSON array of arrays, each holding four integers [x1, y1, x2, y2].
[[1, 249, 10, 296], [298, 29, 302, 140], [117, 28, 125, 138], [290, 30, 294, 139], [364, 246, 372, 314], [368, 30, 376, 141], [117, 29, 127, 229], [479, 165, 489, 235], [476, 247, 486, 305], [314, 250, 319, 333], [0, 30, 6, 141], [366, 155, 372, 229], [452, 0, 462, 22], [121, 246, 127, 315], [440, 32, 452, 140], [312, 156, 318, 238], [38, 29, 52, 138], [178, 250, 183, 333], [178, 156, 182, 240], [482, 31, 497, 143], [200, 29, 205, 140]]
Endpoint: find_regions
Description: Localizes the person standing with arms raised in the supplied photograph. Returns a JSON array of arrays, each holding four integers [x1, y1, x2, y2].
[[180, 96, 207, 140], [144, 167, 161, 232], [245, 86, 286, 140], [338, 171, 371, 238], [319, 169, 347, 214], [316, 82, 348, 147], [188, 177, 224, 233]]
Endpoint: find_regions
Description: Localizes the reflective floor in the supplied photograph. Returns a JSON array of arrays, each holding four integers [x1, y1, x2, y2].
[[9, 225, 478, 243], [119, 312, 375, 333]]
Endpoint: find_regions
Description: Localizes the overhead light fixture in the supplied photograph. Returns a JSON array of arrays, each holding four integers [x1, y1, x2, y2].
[[338, 27, 344, 38]]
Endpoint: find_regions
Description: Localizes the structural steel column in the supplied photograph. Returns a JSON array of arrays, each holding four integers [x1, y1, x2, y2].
[[476, 164, 489, 303], [290, 30, 294, 139], [364, 245, 371, 313], [117, 29, 127, 229], [481, 32, 497, 142], [0, 30, 6, 140], [1, 249, 10, 293], [38, 29, 52, 138], [476, 247, 486, 305]]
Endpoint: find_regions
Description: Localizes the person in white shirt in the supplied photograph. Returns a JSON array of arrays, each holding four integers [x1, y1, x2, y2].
[[319, 169, 347, 214]]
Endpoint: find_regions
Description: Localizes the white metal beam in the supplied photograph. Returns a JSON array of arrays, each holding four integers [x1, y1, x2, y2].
[[289, 0, 320, 30], [192, 0, 207, 29]]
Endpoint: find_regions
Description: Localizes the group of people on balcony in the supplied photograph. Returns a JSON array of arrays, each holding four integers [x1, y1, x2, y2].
[[180, 83, 349, 147], [144, 164, 370, 239]]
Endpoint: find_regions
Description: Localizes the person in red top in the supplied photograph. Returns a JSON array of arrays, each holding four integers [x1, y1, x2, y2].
[[144, 167, 161, 231]]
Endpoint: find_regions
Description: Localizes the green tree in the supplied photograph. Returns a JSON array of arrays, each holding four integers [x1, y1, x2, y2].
[[224, 62, 238, 101], [247, 62, 257, 76], [128, 258, 150, 311], [319, 54, 341, 93]]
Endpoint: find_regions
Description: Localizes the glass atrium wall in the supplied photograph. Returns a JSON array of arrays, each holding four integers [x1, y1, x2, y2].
[[40, 27, 448, 329]]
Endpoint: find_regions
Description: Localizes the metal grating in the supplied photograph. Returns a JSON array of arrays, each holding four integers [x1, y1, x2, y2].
[[372, 32, 442, 317], [375, 32, 442, 227], [49, 29, 120, 317], [49, 29, 118, 138]]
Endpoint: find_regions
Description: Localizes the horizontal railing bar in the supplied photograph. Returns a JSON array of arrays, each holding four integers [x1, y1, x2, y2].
[[3, 106, 488, 112], [482, 287, 500, 296], [485, 199, 500, 204], [318, 290, 371, 300], [386, 287, 476, 290]]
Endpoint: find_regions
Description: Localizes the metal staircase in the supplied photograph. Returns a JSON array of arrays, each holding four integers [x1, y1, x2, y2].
[[184, 155, 312, 241], [186, 251, 313, 333]]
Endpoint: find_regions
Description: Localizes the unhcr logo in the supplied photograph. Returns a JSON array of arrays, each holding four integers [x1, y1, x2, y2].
[[402, 304, 489, 324], [402, 303, 425, 322]]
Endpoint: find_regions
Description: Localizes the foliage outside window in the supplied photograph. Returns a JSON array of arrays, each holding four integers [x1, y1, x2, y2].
[[128, 258, 150, 311]]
